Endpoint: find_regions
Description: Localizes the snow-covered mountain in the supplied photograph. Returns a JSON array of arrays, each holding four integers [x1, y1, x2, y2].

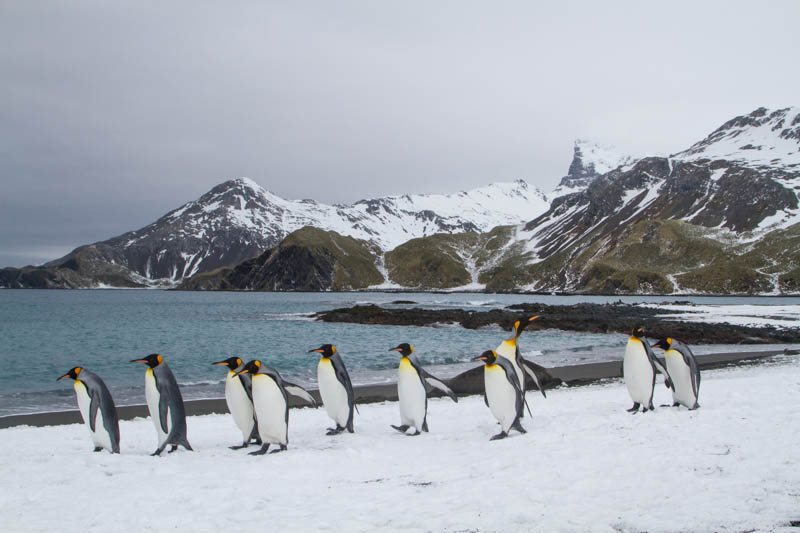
[[23, 178, 547, 287], [483, 106, 800, 293], [675, 106, 800, 171]]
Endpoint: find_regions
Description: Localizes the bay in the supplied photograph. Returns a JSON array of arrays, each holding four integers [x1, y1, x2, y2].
[[1, 289, 798, 416]]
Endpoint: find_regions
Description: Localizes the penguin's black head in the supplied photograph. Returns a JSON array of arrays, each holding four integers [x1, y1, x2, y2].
[[473, 350, 498, 365], [309, 344, 336, 357], [130, 354, 163, 368], [651, 338, 672, 350], [212, 356, 242, 370], [234, 360, 261, 376], [389, 343, 413, 357], [57, 366, 82, 381], [631, 326, 646, 338], [513, 315, 541, 338]]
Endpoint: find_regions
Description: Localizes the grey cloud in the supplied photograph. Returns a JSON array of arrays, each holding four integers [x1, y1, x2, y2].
[[1, 0, 799, 266]]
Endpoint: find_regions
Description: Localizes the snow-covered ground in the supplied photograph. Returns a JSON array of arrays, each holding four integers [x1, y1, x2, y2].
[[640, 303, 800, 328], [2, 358, 800, 532]]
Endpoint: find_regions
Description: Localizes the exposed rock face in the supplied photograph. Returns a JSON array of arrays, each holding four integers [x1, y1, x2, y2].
[[552, 140, 635, 196], [178, 227, 383, 291]]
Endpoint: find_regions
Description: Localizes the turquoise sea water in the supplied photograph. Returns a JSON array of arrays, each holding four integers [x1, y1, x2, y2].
[[1, 290, 799, 416]]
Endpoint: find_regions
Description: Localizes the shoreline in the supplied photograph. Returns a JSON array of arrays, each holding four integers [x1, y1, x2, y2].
[[1, 349, 793, 430]]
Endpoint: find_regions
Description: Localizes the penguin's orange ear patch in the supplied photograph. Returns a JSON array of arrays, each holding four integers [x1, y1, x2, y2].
[[409, 345, 414, 353], [156, 354, 163, 365], [331, 345, 337, 354]]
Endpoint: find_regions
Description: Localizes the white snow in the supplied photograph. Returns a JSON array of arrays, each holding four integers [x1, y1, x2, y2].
[[675, 107, 800, 171], [639, 303, 800, 328], [2, 359, 800, 532]]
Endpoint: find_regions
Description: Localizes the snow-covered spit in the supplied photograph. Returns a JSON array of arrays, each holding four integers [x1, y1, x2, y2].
[[2, 358, 799, 532]]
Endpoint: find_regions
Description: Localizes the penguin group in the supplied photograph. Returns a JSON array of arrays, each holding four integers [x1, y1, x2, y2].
[[623, 326, 701, 412], [56, 316, 700, 455]]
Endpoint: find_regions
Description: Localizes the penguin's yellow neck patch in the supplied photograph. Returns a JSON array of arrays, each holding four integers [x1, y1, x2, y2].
[[146, 368, 153, 376], [319, 357, 332, 367], [503, 339, 517, 348], [399, 357, 414, 372], [73, 380, 85, 391]]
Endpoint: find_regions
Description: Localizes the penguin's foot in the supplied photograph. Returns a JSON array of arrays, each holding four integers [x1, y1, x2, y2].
[[168, 445, 179, 454], [688, 403, 700, 410], [93, 446, 103, 453], [490, 431, 508, 441], [512, 420, 527, 434], [248, 444, 270, 456], [229, 443, 249, 450], [326, 426, 345, 436], [151, 449, 163, 457], [269, 445, 288, 454], [627, 403, 641, 413], [407, 428, 422, 436], [391, 424, 410, 434]]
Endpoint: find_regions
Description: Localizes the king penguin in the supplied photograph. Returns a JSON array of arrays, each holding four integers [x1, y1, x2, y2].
[[58, 367, 120, 454], [495, 315, 547, 415], [474, 350, 527, 440], [622, 327, 671, 413], [652, 337, 701, 410], [388, 343, 458, 435], [130, 354, 193, 455], [309, 344, 356, 435], [234, 360, 317, 455], [212, 357, 261, 449]]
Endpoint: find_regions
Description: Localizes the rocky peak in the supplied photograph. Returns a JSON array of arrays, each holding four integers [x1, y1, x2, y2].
[[553, 140, 635, 195], [675, 106, 800, 172]]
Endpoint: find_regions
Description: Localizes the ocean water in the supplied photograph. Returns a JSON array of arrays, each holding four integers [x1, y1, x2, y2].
[[1, 290, 798, 416]]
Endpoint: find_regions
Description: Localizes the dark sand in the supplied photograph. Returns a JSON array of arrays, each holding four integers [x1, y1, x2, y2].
[[0, 349, 794, 429]]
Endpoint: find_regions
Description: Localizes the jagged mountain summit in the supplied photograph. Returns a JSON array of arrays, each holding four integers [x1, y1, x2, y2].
[[0, 178, 549, 288], [551, 140, 635, 198]]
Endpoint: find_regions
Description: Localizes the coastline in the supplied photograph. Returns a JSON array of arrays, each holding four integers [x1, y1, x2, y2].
[[2, 348, 792, 430]]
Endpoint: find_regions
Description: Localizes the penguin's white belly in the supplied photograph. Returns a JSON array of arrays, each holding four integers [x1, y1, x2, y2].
[[318, 360, 349, 427], [74, 381, 112, 451], [666, 353, 696, 407], [397, 362, 426, 430], [251, 374, 287, 445], [225, 373, 255, 440], [623, 340, 654, 406], [496, 341, 525, 389], [145, 370, 169, 445], [484, 365, 517, 432]]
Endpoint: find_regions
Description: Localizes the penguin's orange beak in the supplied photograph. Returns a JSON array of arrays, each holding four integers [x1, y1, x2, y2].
[[130, 359, 148, 364], [233, 369, 249, 377], [309, 349, 324, 353], [472, 355, 488, 361], [388, 347, 402, 352], [212, 361, 228, 366], [56, 373, 70, 381], [529, 315, 541, 322]]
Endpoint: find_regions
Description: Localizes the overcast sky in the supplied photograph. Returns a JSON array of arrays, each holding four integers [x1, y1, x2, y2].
[[1, 1, 798, 267]]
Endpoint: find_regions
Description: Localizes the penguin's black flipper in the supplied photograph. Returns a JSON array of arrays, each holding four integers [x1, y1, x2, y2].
[[483, 391, 489, 408], [282, 381, 317, 407], [88, 389, 100, 432], [422, 372, 458, 403], [157, 393, 170, 434], [248, 424, 260, 443], [422, 418, 429, 433], [521, 359, 547, 399]]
